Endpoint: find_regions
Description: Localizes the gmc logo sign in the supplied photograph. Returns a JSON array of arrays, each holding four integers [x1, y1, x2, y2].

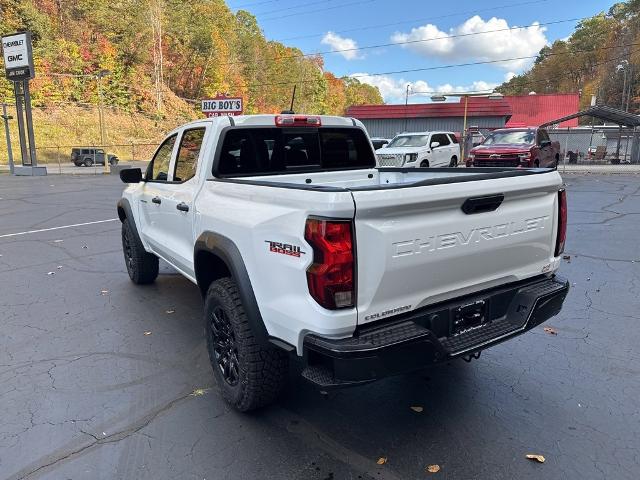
[[8, 54, 23, 62]]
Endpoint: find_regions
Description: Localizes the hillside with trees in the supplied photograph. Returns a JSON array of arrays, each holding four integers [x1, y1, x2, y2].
[[0, 0, 383, 158], [497, 0, 639, 113]]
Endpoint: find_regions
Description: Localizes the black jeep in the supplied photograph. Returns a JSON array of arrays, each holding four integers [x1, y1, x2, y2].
[[71, 148, 119, 167]]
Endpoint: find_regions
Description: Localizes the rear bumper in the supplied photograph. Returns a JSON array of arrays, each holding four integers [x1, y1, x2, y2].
[[301, 275, 569, 388]]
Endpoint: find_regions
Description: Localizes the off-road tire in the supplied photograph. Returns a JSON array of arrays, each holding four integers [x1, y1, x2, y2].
[[449, 156, 458, 167], [109, 157, 119, 166], [204, 278, 288, 412], [121, 219, 158, 284], [534, 159, 540, 168], [83, 157, 94, 167]]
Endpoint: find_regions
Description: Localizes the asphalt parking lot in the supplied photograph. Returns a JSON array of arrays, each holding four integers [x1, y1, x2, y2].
[[1, 173, 639, 480]]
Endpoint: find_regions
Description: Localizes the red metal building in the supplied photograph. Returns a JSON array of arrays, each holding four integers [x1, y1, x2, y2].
[[346, 93, 580, 138], [505, 93, 579, 128]]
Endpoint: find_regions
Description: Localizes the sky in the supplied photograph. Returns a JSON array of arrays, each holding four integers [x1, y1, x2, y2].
[[226, 0, 615, 104]]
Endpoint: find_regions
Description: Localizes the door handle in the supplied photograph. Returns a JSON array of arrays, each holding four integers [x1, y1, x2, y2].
[[151, 196, 162, 205], [176, 202, 190, 212], [461, 194, 504, 214]]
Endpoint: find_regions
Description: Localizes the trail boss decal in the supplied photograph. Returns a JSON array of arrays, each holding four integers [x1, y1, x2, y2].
[[265, 241, 306, 257]]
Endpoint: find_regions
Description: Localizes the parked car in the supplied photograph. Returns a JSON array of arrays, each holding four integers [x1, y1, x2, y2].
[[117, 114, 569, 412], [467, 127, 560, 168], [371, 137, 391, 151], [71, 148, 119, 167], [375, 131, 460, 167]]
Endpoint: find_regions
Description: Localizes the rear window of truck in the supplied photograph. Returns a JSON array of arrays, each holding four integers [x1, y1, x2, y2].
[[215, 127, 375, 176]]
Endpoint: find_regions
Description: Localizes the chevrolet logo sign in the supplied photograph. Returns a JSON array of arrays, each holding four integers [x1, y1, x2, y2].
[[490, 154, 500, 159]]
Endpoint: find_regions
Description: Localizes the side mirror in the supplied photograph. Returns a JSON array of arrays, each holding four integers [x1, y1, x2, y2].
[[540, 140, 552, 148], [120, 168, 142, 184], [430, 141, 440, 149]]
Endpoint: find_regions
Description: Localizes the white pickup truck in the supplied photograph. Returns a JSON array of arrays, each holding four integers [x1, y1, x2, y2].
[[117, 114, 569, 411]]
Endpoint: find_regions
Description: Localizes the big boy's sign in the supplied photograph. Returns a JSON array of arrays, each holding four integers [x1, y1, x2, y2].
[[202, 95, 243, 117]]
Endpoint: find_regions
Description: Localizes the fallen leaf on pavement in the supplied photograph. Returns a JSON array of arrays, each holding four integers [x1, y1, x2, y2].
[[100, 289, 109, 295], [410, 406, 423, 413], [53, 239, 63, 243], [82, 245, 88, 249], [47, 271, 55, 275], [376, 457, 387, 465], [543, 327, 557, 335], [562, 255, 571, 262], [143, 331, 152, 336], [426, 464, 440, 473], [190, 388, 210, 396], [166, 309, 175, 314], [525, 454, 545, 463], [57, 265, 63, 269]]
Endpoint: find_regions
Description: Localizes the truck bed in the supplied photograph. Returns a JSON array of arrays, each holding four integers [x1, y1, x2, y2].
[[211, 166, 563, 328], [218, 167, 553, 191]]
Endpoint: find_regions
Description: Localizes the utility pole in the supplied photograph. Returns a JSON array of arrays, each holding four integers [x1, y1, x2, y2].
[[1, 103, 14, 174], [404, 83, 411, 132], [95, 69, 111, 173]]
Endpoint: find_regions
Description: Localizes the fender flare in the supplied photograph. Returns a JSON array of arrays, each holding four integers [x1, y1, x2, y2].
[[116, 198, 142, 238], [194, 231, 270, 345]]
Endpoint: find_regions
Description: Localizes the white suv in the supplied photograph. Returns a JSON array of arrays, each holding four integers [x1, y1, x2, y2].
[[376, 131, 460, 168]]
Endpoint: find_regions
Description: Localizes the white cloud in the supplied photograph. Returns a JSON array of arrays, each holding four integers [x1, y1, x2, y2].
[[391, 16, 548, 71], [504, 71, 517, 82], [350, 73, 498, 103], [321, 31, 363, 60]]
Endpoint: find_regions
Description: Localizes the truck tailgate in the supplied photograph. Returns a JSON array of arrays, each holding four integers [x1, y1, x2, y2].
[[351, 171, 563, 325]]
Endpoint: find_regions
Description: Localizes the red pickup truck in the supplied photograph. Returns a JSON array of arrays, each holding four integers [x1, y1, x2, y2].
[[467, 127, 560, 168]]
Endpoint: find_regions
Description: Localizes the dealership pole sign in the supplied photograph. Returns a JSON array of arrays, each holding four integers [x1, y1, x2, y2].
[[2, 32, 35, 81], [1, 31, 42, 174], [201, 95, 243, 117]]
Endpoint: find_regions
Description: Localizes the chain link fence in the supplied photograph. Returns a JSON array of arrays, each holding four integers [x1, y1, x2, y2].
[[463, 126, 640, 168], [10, 143, 158, 175], [548, 126, 640, 165]]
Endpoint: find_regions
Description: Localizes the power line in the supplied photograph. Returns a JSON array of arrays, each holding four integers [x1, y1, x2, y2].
[[253, 0, 337, 17], [230, 0, 280, 8], [275, 0, 552, 41], [221, 41, 640, 90], [218, 16, 588, 68], [258, 0, 376, 22], [407, 51, 627, 97], [43, 41, 638, 92]]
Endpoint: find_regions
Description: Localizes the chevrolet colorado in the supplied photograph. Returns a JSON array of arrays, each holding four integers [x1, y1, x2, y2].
[[117, 114, 569, 411], [467, 127, 560, 168]]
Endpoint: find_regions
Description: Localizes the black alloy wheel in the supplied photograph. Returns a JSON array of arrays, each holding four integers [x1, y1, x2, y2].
[[210, 306, 240, 386]]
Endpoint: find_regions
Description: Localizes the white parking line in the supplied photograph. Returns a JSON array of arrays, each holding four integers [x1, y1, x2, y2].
[[0, 219, 119, 239]]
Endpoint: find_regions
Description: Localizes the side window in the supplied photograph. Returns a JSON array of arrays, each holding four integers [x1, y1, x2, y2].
[[448, 134, 459, 144], [146, 134, 177, 182], [174, 128, 206, 182], [538, 129, 550, 144], [431, 134, 450, 147]]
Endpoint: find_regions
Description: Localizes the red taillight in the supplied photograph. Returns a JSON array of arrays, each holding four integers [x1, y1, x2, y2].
[[555, 189, 567, 256], [304, 218, 354, 310], [275, 115, 321, 127]]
